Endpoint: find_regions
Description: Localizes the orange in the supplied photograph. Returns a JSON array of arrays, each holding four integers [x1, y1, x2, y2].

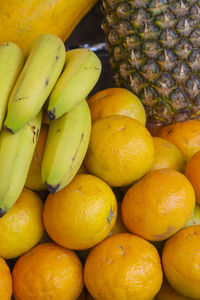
[[85, 115, 154, 187], [152, 137, 185, 172], [0, 256, 12, 300], [185, 151, 200, 205], [25, 124, 48, 191], [84, 233, 163, 300], [43, 174, 117, 250], [108, 201, 128, 237], [12, 242, 84, 300], [157, 120, 200, 162], [162, 225, 200, 299], [121, 169, 195, 241], [88, 87, 146, 125], [0, 187, 44, 259], [156, 278, 197, 300]]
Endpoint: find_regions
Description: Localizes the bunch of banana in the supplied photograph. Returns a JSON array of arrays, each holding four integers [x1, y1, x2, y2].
[[47, 48, 102, 120], [42, 48, 101, 193], [4, 33, 66, 133], [42, 99, 91, 194], [0, 42, 24, 130], [0, 112, 42, 217], [0, 33, 101, 216]]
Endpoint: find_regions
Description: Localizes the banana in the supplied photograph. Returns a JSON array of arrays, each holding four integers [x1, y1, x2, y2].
[[0, 42, 24, 130], [47, 48, 101, 120], [4, 33, 66, 133], [42, 99, 91, 194], [0, 111, 42, 217]]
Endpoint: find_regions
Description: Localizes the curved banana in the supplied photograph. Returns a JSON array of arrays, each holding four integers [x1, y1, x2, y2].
[[47, 48, 101, 120], [0, 111, 42, 217], [0, 42, 24, 130], [42, 99, 91, 194], [4, 33, 66, 133]]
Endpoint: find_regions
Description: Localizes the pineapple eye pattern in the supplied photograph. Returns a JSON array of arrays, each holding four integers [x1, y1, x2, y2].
[[102, 0, 200, 126]]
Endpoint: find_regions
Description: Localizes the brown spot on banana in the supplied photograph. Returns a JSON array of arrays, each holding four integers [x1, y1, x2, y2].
[[29, 125, 39, 144], [69, 133, 84, 169], [36, 129, 40, 141], [14, 95, 30, 102]]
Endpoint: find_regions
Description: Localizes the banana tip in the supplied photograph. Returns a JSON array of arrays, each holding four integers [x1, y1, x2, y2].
[[45, 182, 60, 194], [4, 125, 15, 134], [47, 110, 56, 121], [0, 208, 7, 218]]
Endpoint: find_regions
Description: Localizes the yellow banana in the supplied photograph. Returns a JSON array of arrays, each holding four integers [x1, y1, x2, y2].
[[4, 33, 66, 133], [0, 111, 42, 217], [47, 48, 101, 120], [42, 99, 91, 194], [0, 42, 24, 130]]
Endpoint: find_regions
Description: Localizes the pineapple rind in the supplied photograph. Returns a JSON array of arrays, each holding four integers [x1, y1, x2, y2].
[[102, 0, 200, 126]]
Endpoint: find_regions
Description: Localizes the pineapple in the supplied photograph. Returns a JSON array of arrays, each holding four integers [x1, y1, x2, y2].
[[101, 0, 200, 129]]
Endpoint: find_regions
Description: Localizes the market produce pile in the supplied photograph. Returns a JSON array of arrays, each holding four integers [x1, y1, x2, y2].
[[1, 0, 200, 300]]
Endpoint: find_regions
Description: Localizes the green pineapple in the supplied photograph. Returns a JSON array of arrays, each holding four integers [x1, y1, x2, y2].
[[101, 0, 200, 128]]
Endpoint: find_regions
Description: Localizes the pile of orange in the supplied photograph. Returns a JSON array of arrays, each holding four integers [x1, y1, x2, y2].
[[2, 87, 200, 299]]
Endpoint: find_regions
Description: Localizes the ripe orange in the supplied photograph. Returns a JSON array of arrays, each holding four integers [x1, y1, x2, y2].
[[162, 225, 200, 299], [185, 151, 200, 205], [88, 87, 146, 125], [0, 187, 44, 259], [85, 115, 154, 187], [156, 278, 197, 300], [122, 169, 195, 241], [43, 174, 117, 250], [152, 137, 185, 172], [12, 242, 84, 300], [84, 233, 163, 300], [157, 120, 200, 162], [0, 256, 12, 300], [25, 124, 48, 191]]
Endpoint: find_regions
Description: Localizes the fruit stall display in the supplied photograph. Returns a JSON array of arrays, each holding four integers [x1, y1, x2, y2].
[[0, 1, 200, 300]]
